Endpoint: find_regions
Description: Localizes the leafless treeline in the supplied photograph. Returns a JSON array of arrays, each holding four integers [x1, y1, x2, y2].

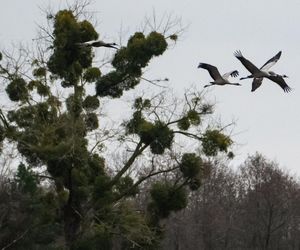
[[1, 153, 299, 250], [160, 154, 300, 250]]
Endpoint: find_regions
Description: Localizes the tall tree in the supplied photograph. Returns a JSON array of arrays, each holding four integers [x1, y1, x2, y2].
[[238, 154, 300, 250], [0, 3, 233, 249]]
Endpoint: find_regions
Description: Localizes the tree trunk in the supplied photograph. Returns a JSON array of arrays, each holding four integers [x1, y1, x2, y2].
[[63, 168, 81, 249], [64, 203, 81, 248]]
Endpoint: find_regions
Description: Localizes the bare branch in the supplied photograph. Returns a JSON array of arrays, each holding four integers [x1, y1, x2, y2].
[[173, 130, 203, 141], [1, 228, 31, 250], [110, 140, 149, 186], [115, 165, 180, 201], [141, 77, 169, 88]]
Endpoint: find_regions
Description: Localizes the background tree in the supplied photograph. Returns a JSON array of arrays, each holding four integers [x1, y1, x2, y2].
[[237, 154, 300, 250], [0, 3, 234, 249], [161, 160, 240, 250], [159, 154, 300, 250]]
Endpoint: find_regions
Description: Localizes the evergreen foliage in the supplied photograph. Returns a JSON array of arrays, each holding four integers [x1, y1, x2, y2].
[[6, 77, 28, 102], [149, 182, 188, 219], [179, 153, 203, 179], [47, 10, 98, 86], [202, 129, 233, 156], [96, 32, 167, 98], [82, 95, 100, 111], [0, 4, 234, 249]]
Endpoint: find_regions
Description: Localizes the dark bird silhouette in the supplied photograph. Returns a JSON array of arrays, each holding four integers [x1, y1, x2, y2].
[[77, 40, 118, 49], [198, 63, 240, 88], [234, 50, 291, 92]]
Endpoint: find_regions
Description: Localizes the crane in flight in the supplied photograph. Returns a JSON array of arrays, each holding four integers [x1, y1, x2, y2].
[[234, 50, 291, 92], [76, 40, 118, 49], [198, 63, 240, 88]]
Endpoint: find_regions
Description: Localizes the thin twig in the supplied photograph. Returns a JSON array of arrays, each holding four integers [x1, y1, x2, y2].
[[1, 228, 30, 250]]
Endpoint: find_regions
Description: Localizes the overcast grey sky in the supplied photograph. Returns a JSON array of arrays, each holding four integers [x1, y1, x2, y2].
[[1, 0, 300, 172]]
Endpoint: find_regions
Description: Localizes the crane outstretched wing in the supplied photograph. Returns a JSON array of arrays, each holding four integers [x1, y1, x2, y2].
[[234, 50, 260, 74], [223, 70, 239, 79], [267, 75, 292, 93], [198, 63, 222, 81], [76, 40, 118, 49], [260, 51, 282, 71]]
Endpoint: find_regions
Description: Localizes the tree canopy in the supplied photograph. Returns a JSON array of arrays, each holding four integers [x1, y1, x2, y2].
[[0, 3, 234, 249]]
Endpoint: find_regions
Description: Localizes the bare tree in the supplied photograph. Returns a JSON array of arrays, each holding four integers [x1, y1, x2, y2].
[[158, 154, 300, 250], [237, 154, 300, 250]]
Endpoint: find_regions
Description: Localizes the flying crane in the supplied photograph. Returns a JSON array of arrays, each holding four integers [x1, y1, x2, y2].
[[234, 50, 291, 92], [198, 63, 240, 88]]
